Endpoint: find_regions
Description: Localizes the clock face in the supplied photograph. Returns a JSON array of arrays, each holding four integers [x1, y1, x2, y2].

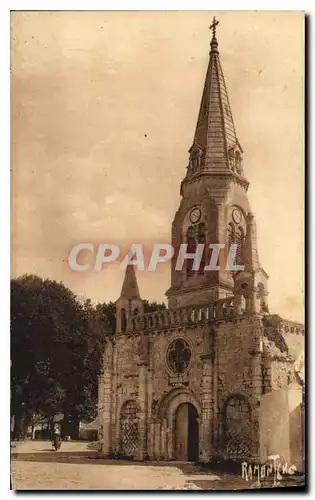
[[189, 207, 201, 224], [232, 209, 242, 225]]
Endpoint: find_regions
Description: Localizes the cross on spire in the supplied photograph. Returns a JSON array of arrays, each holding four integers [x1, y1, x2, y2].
[[209, 16, 219, 37]]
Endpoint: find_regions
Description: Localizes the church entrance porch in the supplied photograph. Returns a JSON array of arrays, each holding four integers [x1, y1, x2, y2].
[[174, 402, 199, 461]]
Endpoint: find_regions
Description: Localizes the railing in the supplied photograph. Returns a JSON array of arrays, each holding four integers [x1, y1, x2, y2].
[[280, 319, 304, 336], [128, 303, 305, 335], [130, 296, 242, 332]]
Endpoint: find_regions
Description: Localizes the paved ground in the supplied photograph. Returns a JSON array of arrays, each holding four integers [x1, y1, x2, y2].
[[11, 440, 305, 491], [12, 461, 193, 490], [11, 441, 209, 490]]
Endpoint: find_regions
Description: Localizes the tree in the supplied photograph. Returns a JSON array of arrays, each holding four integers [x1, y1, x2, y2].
[[11, 274, 168, 438], [10, 275, 109, 438], [143, 300, 166, 313]]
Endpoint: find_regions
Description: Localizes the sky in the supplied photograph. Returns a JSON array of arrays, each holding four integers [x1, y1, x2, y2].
[[11, 11, 304, 321]]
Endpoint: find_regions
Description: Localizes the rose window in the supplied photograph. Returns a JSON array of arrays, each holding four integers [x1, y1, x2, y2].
[[167, 338, 191, 374]]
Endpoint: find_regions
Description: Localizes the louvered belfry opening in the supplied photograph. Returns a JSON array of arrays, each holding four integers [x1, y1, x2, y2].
[[228, 222, 245, 269], [186, 222, 207, 279], [198, 222, 206, 275], [186, 226, 196, 278]]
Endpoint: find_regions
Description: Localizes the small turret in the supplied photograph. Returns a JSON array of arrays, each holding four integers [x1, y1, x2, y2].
[[116, 265, 143, 333]]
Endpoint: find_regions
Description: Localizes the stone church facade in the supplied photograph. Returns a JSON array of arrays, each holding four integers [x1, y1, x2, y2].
[[98, 26, 304, 463]]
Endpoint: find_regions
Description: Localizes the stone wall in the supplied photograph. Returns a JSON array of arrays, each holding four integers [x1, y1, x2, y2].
[[215, 315, 260, 458], [259, 383, 303, 470], [99, 309, 304, 463], [216, 317, 256, 399], [150, 326, 204, 407]]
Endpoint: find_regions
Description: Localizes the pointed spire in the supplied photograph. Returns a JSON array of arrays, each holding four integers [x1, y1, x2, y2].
[[120, 265, 141, 300], [186, 18, 246, 180]]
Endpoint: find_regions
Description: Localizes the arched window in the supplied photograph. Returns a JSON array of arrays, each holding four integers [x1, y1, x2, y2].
[[120, 400, 139, 458], [187, 226, 196, 278], [228, 222, 235, 249], [223, 395, 251, 458], [235, 226, 245, 267], [227, 221, 245, 270], [121, 308, 127, 333], [198, 222, 206, 275]]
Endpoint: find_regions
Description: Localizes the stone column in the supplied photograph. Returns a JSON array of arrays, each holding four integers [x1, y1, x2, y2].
[[97, 373, 104, 452], [147, 336, 153, 459], [110, 340, 119, 454], [167, 413, 173, 460], [200, 353, 214, 462], [136, 361, 148, 460], [136, 330, 149, 461], [99, 341, 114, 456], [102, 365, 113, 455], [155, 421, 161, 460], [150, 421, 155, 460], [251, 343, 263, 461], [160, 418, 167, 459], [212, 333, 220, 456]]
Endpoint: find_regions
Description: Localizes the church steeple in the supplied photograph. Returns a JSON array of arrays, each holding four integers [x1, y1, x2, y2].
[[185, 17, 247, 184], [167, 19, 260, 309]]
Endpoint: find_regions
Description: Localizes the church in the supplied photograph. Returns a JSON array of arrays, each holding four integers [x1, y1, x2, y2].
[[98, 20, 304, 465]]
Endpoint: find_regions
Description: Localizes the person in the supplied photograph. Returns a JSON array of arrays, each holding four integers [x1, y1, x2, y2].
[[52, 425, 61, 450]]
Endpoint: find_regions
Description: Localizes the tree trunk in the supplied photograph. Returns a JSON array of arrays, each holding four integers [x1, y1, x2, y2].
[[62, 411, 68, 440], [49, 416, 54, 440], [71, 415, 80, 440], [13, 412, 23, 440], [21, 415, 30, 439]]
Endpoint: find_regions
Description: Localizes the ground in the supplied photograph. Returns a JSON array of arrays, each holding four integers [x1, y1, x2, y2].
[[11, 440, 305, 491]]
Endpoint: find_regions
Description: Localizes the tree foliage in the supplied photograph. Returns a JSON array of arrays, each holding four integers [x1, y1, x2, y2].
[[262, 313, 288, 354], [11, 274, 166, 438], [11, 275, 110, 437], [143, 300, 166, 313]]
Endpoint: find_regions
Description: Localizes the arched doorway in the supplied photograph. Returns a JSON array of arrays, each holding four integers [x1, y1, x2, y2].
[[174, 402, 199, 461], [155, 387, 201, 461]]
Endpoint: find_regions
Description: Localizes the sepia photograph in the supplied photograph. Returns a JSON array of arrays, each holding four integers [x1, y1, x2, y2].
[[10, 9, 305, 491]]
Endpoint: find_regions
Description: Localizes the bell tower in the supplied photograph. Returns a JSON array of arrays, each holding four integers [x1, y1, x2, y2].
[[166, 18, 268, 310]]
